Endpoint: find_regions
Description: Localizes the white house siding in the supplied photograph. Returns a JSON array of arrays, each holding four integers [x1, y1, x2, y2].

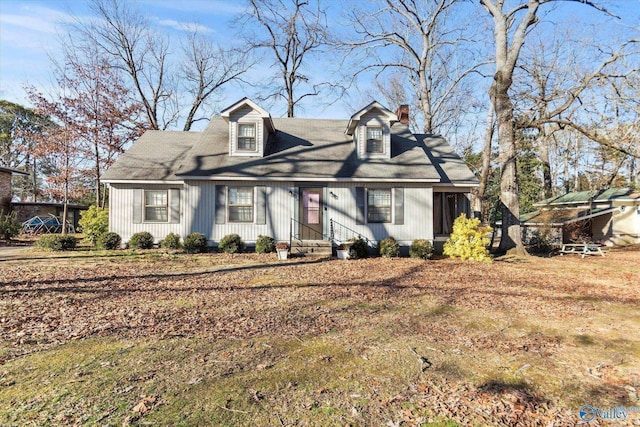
[[185, 180, 295, 244], [612, 202, 640, 243], [111, 181, 440, 247], [323, 183, 433, 245], [229, 106, 266, 157], [108, 184, 185, 244], [356, 111, 391, 159]]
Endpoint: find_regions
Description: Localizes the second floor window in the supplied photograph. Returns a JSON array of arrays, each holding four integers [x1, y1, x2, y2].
[[238, 123, 256, 151], [366, 126, 383, 153]]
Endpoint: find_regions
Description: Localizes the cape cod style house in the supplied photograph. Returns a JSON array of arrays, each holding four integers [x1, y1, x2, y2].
[[102, 98, 478, 252]]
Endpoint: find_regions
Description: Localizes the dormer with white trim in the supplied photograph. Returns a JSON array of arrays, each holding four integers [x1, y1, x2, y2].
[[220, 98, 276, 157], [345, 101, 398, 160]]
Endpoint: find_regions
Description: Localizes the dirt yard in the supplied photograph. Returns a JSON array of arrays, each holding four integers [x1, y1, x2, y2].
[[0, 247, 638, 425]]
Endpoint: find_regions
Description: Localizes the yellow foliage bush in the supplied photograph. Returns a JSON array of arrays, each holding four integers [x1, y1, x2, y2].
[[443, 214, 492, 262]]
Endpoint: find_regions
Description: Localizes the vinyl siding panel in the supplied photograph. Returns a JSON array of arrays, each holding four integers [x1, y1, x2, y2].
[[109, 184, 185, 244], [356, 110, 391, 159], [111, 181, 437, 247], [324, 183, 432, 245], [229, 106, 266, 157]]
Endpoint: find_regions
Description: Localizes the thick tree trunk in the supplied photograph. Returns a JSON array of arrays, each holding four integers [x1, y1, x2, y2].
[[492, 75, 527, 255]]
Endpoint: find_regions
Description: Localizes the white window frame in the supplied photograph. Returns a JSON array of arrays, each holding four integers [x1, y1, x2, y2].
[[228, 186, 254, 223], [367, 188, 392, 223], [144, 190, 168, 222], [366, 126, 384, 154], [237, 123, 257, 152]]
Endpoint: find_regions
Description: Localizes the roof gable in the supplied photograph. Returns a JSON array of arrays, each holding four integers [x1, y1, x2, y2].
[[345, 101, 398, 136], [220, 97, 275, 133]]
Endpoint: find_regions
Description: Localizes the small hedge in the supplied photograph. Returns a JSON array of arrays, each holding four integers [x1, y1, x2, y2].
[[183, 232, 207, 254], [348, 236, 369, 259], [409, 239, 433, 260], [378, 236, 400, 258], [129, 231, 154, 249], [36, 234, 78, 251], [161, 232, 182, 249], [98, 232, 122, 250], [219, 233, 245, 254], [0, 210, 20, 240], [255, 235, 275, 253]]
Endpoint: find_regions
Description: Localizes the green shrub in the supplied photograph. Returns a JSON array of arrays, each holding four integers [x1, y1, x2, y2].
[[409, 239, 434, 260], [161, 232, 182, 249], [129, 231, 154, 249], [255, 235, 275, 253], [0, 210, 21, 240], [78, 206, 109, 246], [378, 236, 400, 258], [219, 233, 245, 254], [98, 232, 122, 250], [348, 236, 369, 259], [36, 234, 77, 251], [183, 232, 208, 254], [443, 214, 492, 262]]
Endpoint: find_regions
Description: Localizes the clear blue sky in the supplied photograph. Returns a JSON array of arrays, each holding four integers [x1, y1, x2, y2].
[[1, 0, 638, 131]]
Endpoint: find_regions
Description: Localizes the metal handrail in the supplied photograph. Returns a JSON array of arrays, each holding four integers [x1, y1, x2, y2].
[[329, 219, 371, 247], [290, 218, 330, 247]]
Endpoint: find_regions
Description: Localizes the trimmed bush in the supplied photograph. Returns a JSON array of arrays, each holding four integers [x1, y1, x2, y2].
[[409, 239, 434, 260], [36, 234, 77, 251], [219, 233, 245, 254], [378, 236, 400, 258], [183, 232, 207, 254], [78, 206, 109, 246], [0, 210, 20, 240], [348, 236, 369, 259], [443, 213, 492, 262], [98, 232, 122, 250], [129, 231, 154, 249], [161, 232, 182, 249], [255, 235, 276, 254]]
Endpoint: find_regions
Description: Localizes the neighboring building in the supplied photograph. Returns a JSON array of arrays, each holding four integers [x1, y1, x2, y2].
[[102, 98, 478, 252], [0, 166, 28, 214], [11, 202, 88, 231], [521, 188, 640, 246]]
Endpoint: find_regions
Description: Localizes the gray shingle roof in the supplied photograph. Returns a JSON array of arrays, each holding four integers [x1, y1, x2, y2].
[[102, 131, 199, 181], [103, 116, 478, 185]]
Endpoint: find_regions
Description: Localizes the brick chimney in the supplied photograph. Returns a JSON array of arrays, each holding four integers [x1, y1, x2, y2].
[[396, 104, 409, 125]]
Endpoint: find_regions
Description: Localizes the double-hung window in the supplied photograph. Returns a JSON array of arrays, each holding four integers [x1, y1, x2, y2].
[[367, 189, 392, 223], [238, 123, 256, 151], [144, 190, 168, 222], [228, 187, 254, 222], [366, 126, 383, 153]]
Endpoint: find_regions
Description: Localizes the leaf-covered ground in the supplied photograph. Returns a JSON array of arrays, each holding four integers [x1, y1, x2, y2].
[[0, 247, 638, 426]]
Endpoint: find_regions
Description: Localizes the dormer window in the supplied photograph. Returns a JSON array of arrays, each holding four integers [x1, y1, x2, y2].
[[366, 126, 383, 153], [238, 123, 257, 151], [220, 97, 275, 157]]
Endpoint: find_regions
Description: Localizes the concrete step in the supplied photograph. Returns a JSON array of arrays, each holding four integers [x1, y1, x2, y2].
[[291, 240, 333, 255]]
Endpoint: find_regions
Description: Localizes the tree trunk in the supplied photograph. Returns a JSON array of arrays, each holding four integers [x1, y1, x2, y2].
[[492, 74, 527, 255], [473, 105, 494, 222]]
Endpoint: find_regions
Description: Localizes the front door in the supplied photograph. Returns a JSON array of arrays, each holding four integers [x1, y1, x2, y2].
[[299, 188, 323, 240]]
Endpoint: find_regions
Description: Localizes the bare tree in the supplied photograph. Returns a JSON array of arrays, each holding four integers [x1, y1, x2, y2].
[[479, 0, 616, 255], [345, 0, 485, 134], [73, 0, 250, 130], [181, 31, 252, 131], [243, 0, 329, 117]]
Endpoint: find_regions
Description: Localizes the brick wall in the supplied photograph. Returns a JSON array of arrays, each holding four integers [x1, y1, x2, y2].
[[0, 171, 11, 214]]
